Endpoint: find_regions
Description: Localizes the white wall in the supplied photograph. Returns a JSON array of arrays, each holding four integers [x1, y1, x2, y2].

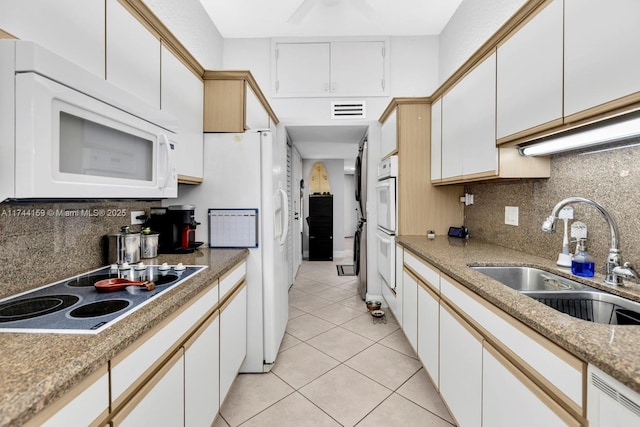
[[144, 0, 224, 69], [438, 0, 527, 84]]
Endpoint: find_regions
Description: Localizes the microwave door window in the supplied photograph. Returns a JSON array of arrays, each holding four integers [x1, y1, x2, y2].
[[59, 112, 153, 181]]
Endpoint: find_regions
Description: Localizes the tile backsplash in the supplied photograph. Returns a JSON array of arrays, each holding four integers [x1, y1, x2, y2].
[[465, 139, 640, 276], [0, 201, 154, 298]]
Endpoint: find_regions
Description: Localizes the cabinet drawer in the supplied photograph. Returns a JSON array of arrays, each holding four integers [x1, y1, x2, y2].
[[220, 262, 246, 302], [404, 251, 439, 291], [440, 275, 585, 416], [26, 365, 109, 427]]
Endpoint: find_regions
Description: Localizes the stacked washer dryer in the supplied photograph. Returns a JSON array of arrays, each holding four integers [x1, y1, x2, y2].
[[355, 138, 368, 299]]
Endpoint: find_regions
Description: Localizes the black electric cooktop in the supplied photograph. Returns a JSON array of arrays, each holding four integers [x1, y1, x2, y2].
[[0, 263, 206, 334]]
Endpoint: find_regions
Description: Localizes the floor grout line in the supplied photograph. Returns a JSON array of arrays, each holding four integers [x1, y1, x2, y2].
[[220, 255, 456, 427]]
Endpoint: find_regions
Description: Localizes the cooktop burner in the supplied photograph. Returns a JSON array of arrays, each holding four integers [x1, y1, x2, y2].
[[0, 295, 79, 322], [69, 300, 130, 318], [0, 264, 206, 333]]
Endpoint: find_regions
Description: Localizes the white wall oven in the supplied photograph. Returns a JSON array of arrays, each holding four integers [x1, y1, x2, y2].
[[0, 40, 177, 201], [376, 156, 398, 291]]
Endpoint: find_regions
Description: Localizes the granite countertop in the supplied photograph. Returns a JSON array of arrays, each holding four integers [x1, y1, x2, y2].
[[0, 248, 248, 427], [397, 235, 640, 394]]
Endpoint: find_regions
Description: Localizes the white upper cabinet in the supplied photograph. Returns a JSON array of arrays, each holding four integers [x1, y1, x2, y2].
[[442, 53, 497, 181], [273, 39, 388, 97], [564, 0, 640, 118], [274, 42, 329, 96], [496, 0, 563, 141], [161, 45, 204, 181], [331, 41, 386, 94], [380, 107, 397, 159], [106, 0, 160, 108], [0, 0, 105, 78], [245, 83, 271, 131], [430, 98, 442, 182]]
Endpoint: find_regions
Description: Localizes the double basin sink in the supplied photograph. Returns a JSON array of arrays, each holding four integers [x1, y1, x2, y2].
[[471, 266, 640, 325]]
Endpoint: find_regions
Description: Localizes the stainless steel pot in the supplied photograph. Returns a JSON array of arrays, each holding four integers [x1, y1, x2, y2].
[[140, 230, 159, 259], [107, 226, 141, 264]]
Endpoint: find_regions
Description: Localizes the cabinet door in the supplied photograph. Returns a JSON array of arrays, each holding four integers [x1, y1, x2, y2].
[[161, 46, 203, 181], [460, 53, 497, 178], [112, 350, 185, 427], [496, 0, 563, 141], [185, 312, 220, 427], [106, 0, 160, 108], [483, 344, 580, 427], [220, 283, 247, 405], [441, 87, 464, 180], [417, 281, 439, 386], [380, 108, 397, 159], [245, 83, 270, 130], [430, 98, 442, 182], [439, 303, 483, 427], [331, 41, 385, 95], [274, 42, 330, 96], [565, 0, 640, 118], [442, 53, 497, 181], [0, 0, 105, 78], [402, 270, 418, 353]]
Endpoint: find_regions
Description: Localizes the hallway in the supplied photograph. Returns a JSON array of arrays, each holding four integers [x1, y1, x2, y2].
[[214, 253, 456, 426]]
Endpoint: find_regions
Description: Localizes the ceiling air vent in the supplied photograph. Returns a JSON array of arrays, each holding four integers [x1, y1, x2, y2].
[[331, 101, 366, 119]]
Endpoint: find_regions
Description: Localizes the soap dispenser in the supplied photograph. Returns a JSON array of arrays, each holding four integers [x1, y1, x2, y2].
[[571, 239, 595, 277]]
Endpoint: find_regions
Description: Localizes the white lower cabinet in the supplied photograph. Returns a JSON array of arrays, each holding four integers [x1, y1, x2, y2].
[[27, 365, 109, 427], [106, 261, 247, 427], [402, 270, 418, 353], [111, 350, 185, 427], [401, 251, 586, 427], [439, 303, 483, 427], [417, 280, 439, 386], [483, 343, 580, 427], [184, 311, 220, 427], [220, 282, 247, 406]]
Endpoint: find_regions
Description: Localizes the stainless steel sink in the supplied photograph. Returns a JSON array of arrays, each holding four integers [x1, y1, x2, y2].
[[471, 266, 589, 291], [522, 290, 640, 325], [471, 266, 640, 325]]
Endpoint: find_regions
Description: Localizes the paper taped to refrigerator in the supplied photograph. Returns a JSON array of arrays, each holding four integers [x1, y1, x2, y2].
[[208, 209, 259, 248]]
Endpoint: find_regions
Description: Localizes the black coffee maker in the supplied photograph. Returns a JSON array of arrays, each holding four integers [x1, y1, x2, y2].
[[147, 205, 201, 254]]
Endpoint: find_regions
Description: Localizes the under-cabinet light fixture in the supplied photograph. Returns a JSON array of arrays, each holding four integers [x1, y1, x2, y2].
[[519, 113, 640, 156]]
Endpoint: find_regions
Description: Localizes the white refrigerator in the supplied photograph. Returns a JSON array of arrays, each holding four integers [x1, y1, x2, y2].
[[176, 129, 289, 372]]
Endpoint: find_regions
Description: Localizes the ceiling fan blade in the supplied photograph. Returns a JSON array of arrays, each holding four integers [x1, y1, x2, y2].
[[352, 0, 376, 20], [287, 0, 320, 24]]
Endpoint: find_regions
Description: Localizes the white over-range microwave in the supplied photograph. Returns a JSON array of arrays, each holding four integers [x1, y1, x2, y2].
[[0, 40, 178, 202]]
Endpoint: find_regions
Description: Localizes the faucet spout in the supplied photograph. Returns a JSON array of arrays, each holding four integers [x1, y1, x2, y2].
[[542, 197, 626, 286]]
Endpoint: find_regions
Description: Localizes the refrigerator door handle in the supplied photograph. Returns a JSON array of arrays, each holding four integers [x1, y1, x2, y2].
[[278, 188, 289, 246]]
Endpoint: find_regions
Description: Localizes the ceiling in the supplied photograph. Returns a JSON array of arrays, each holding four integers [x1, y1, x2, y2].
[[199, 0, 463, 163], [200, 0, 462, 39], [287, 125, 368, 169]]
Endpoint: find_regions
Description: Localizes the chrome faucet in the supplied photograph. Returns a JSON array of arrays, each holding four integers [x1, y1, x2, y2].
[[542, 197, 638, 286]]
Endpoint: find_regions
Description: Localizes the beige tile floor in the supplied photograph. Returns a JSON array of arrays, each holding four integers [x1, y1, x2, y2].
[[215, 250, 456, 427]]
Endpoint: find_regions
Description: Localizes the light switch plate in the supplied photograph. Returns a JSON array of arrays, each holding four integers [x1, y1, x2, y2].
[[505, 206, 519, 226]]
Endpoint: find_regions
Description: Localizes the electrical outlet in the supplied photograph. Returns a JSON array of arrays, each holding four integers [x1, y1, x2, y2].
[[131, 210, 145, 225], [505, 206, 519, 226]]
